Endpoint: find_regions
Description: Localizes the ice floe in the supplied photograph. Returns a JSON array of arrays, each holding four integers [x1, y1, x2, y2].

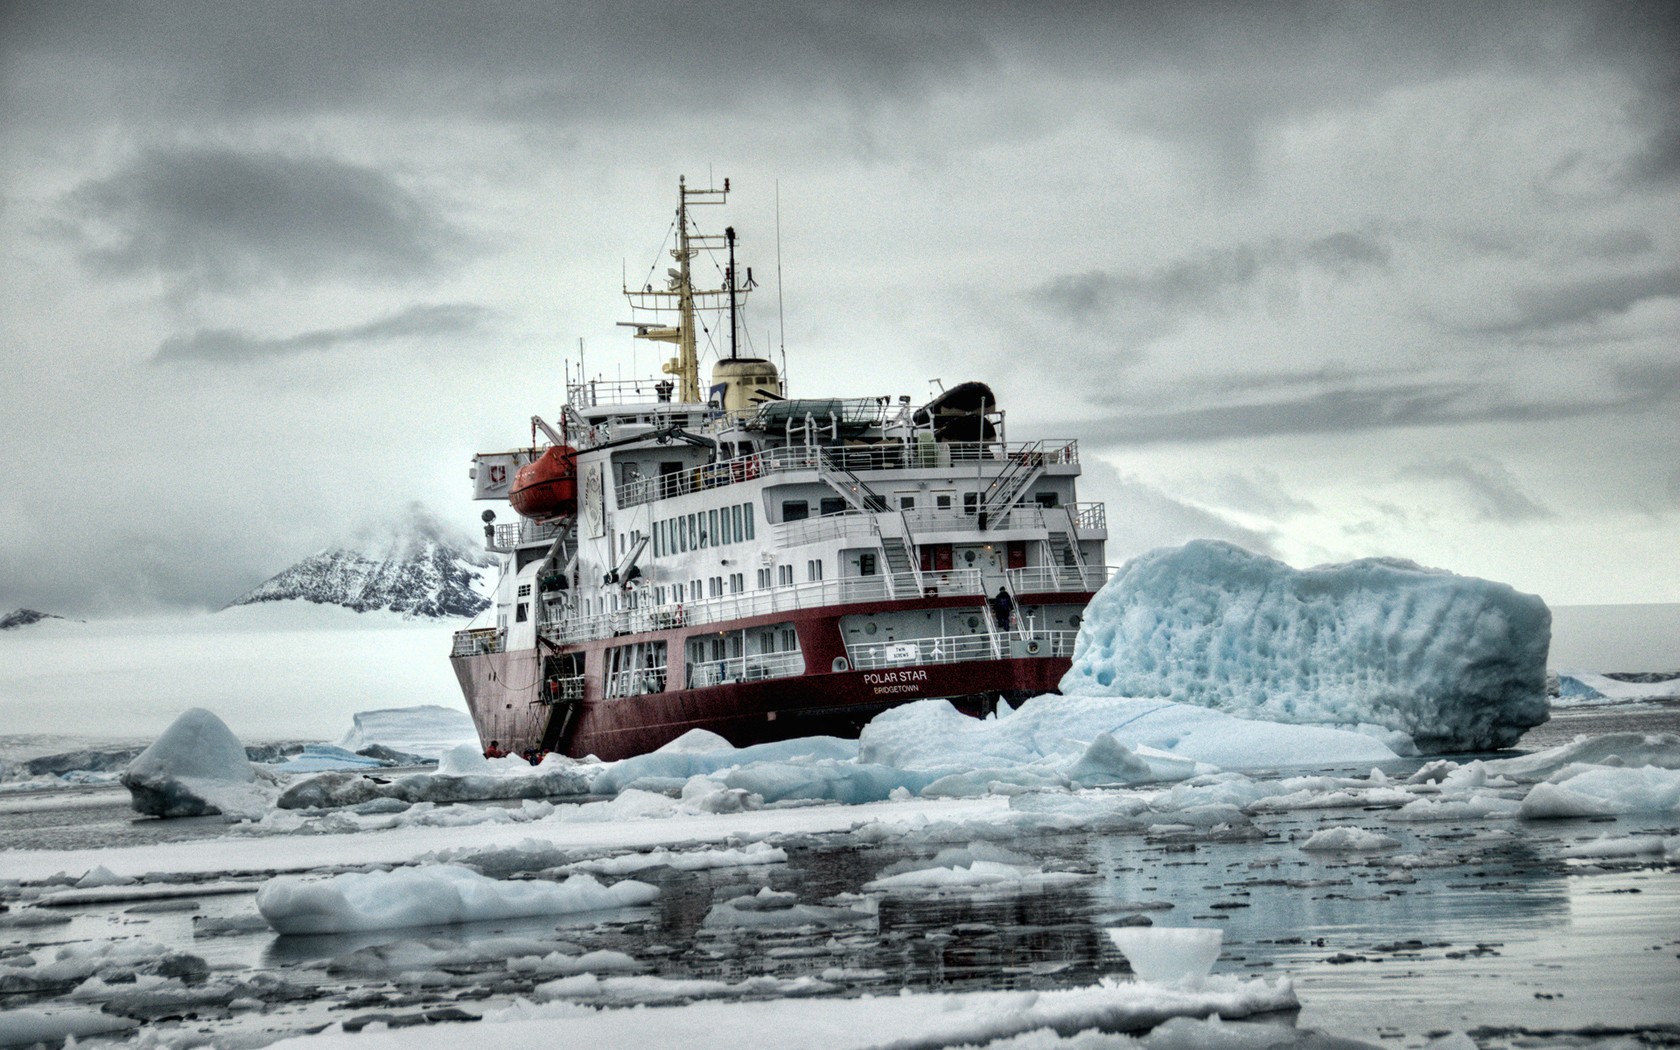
[[254, 864, 659, 935], [1062, 540, 1551, 752]]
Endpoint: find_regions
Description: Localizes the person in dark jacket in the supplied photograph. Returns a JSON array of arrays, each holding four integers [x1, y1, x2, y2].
[[990, 587, 1014, 631]]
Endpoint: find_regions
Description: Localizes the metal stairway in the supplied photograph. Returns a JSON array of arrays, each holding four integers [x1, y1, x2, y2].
[[879, 535, 920, 597], [817, 449, 890, 512], [1046, 530, 1088, 588], [978, 441, 1046, 522]]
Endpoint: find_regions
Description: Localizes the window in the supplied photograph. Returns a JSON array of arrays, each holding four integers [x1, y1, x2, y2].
[[820, 497, 847, 516], [782, 499, 809, 522], [730, 505, 743, 543], [708, 509, 719, 546], [743, 502, 755, 539], [935, 493, 954, 510], [757, 567, 771, 588], [777, 564, 794, 586], [963, 492, 980, 515], [729, 573, 744, 593], [898, 494, 916, 511], [1035, 492, 1060, 508], [780, 627, 798, 651], [858, 552, 877, 576], [807, 559, 823, 582], [515, 603, 528, 623], [687, 514, 697, 550], [517, 584, 531, 597]]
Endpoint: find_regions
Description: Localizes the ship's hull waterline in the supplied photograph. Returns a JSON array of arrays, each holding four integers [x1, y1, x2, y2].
[[453, 645, 1071, 762]]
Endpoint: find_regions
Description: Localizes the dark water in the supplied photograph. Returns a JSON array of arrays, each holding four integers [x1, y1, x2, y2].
[[3, 702, 1677, 1047]]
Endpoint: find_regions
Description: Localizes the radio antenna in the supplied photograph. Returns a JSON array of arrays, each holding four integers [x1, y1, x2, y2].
[[776, 180, 787, 391]]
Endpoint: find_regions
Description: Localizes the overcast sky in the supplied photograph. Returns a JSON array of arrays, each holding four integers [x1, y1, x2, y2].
[[2, 0, 1676, 617]]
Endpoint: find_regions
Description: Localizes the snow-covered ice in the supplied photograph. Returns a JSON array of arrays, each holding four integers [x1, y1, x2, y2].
[[1106, 927, 1224, 983], [254, 864, 659, 935], [335, 704, 479, 758], [1062, 541, 1551, 751], [119, 707, 275, 818]]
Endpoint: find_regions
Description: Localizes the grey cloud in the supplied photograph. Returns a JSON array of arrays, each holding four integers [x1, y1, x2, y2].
[[1, 1, 994, 127], [1476, 266, 1680, 335], [1198, 471, 1318, 519], [1077, 458, 1280, 562], [153, 303, 491, 365], [63, 146, 465, 289], [1031, 232, 1388, 345], [1070, 367, 1679, 446], [1397, 457, 1554, 523]]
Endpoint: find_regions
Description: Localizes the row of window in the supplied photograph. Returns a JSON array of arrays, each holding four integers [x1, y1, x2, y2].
[[653, 502, 756, 557]]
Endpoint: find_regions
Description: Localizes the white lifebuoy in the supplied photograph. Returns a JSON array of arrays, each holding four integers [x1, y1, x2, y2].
[[1025, 639, 1041, 655]]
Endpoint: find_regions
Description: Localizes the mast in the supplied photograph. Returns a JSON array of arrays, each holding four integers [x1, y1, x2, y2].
[[623, 175, 730, 404], [726, 226, 738, 361]]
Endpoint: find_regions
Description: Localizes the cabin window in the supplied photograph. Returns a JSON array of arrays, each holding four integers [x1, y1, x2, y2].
[[515, 603, 528, 623], [729, 573, 744, 593], [757, 567, 771, 588], [807, 559, 823, 582], [730, 505, 743, 543], [517, 584, 531, 597], [963, 492, 980, 515], [687, 514, 697, 550], [897, 494, 916, 511], [858, 552, 877, 576], [1035, 491, 1060, 508], [934, 492, 955, 510], [743, 503, 755, 539], [819, 497, 847, 516], [708, 509, 719, 546], [777, 564, 794, 586], [782, 499, 809, 522]]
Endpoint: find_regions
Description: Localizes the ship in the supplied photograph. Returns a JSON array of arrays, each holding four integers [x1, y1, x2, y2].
[[450, 176, 1110, 761]]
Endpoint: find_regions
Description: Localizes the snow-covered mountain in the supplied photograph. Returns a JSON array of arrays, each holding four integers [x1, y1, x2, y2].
[[1, 608, 70, 630], [226, 505, 495, 619]]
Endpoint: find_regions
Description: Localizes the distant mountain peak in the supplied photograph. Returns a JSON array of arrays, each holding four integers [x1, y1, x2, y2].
[[226, 504, 494, 620], [1, 608, 68, 630]]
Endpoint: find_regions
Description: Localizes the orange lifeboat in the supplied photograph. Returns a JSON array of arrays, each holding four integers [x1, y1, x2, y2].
[[509, 445, 578, 519]]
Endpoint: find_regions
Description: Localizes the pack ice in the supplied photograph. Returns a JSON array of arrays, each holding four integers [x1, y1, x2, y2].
[[1062, 541, 1551, 752]]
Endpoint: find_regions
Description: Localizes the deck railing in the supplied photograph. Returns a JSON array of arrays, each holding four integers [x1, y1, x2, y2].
[[843, 628, 1079, 670], [451, 627, 505, 657], [606, 664, 670, 699], [614, 440, 1081, 510], [543, 569, 987, 644], [685, 649, 807, 688], [1006, 565, 1113, 594], [1073, 502, 1107, 531], [492, 518, 565, 550]]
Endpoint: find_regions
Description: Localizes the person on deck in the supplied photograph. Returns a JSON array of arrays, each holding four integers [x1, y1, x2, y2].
[[990, 587, 1014, 631]]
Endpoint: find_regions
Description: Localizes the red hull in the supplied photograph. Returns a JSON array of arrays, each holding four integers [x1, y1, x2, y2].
[[451, 593, 1091, 761]]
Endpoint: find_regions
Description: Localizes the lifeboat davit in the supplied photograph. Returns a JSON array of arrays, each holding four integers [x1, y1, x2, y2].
[[509, 445, 578, 519]]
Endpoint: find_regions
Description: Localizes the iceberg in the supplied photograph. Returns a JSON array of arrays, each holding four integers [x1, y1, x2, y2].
[[335, 704, 479, 759], [1062, 541, 1551, 752], [119, 708, 275, 818]]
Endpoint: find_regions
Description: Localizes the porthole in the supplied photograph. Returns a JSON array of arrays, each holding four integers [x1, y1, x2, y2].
[[864, 622, 877, 635], [967, 616, 979, 629], [1070, 614, 1082, 627]]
